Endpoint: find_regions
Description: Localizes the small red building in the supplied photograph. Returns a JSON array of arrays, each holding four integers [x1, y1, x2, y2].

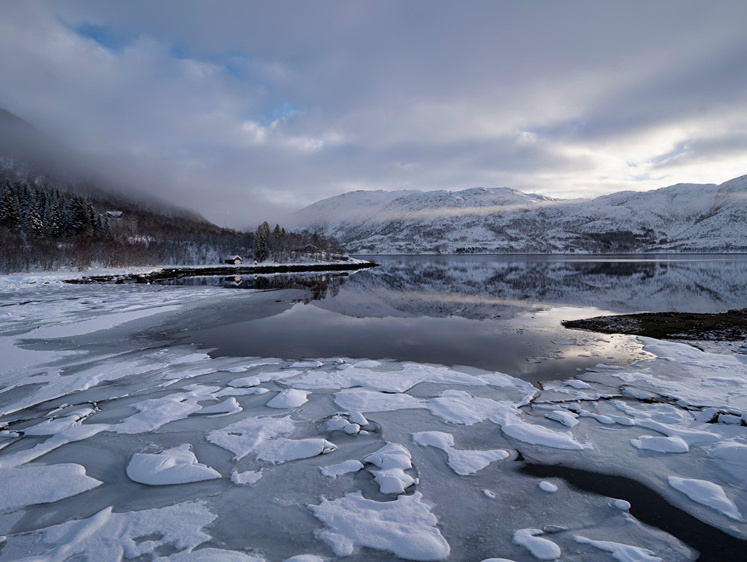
[[224, 255, 243, 265]]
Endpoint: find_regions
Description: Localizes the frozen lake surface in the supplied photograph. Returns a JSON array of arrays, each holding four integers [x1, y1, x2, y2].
[[1, 255, 747, 560]]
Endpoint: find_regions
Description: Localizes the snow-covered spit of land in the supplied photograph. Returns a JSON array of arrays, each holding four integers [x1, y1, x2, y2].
[[292, 174, 747, 254], [0, 273, 745, 560]]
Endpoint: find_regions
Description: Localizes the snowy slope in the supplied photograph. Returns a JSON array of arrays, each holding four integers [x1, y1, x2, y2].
[[293, 175, 747, 253]]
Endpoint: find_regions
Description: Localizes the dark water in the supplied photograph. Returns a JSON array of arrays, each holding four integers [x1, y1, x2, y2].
[[180, 254, 747, 381], [521, 463, 747, 558]]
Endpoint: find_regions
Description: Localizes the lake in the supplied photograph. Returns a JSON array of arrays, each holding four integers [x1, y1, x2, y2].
[[178, 254, 747, 382]]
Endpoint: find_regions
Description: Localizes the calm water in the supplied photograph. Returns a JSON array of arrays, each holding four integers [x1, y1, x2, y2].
[[179, 254, 747, 381]]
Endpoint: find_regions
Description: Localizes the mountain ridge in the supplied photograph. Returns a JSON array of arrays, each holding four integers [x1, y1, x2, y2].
[[293, 175, 747, 254]]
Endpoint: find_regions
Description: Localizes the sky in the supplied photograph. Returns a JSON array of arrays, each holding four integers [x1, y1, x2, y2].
[[1, 0, 747, 229]]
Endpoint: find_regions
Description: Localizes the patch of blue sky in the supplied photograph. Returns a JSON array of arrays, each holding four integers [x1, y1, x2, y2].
[[70, 22, 134, 53], [262, 102, 299, 125], [649, 143, 689, 167]]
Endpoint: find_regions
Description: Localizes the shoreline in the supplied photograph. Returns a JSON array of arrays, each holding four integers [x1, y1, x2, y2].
[[63, 260, 378, 284]]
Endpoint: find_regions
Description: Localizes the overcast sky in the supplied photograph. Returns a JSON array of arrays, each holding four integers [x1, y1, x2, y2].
[[1, 1, 746, 228]]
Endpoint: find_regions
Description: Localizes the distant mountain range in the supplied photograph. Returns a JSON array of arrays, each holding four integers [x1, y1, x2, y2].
[[293, 176, 747, 253]]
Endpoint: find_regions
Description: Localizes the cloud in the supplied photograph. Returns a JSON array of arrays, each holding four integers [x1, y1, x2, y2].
[[0, 0, 746, 228]]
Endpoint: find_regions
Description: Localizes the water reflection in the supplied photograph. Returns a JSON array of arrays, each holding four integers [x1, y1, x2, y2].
[[340, 254, 747, 317], [164, 272, 346, 302], [184, 255, 747, 380]]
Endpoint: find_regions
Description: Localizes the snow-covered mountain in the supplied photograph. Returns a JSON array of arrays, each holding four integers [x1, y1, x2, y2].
[[293, 176, 747, 253]]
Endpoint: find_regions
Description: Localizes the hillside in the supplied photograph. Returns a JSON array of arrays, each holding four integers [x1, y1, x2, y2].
[[0, 108, 253, 271], [293, 176, 747, 254]]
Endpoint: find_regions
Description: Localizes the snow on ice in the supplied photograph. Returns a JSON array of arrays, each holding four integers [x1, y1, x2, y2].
[[512, 528, 561, 560], [126, 444, 221, 486], [413, 431, 509, 475], [309, 491, 451, 560], [667, 476, 743, 521], [1, 275, 745, 559], [574, 535, 662, 561]]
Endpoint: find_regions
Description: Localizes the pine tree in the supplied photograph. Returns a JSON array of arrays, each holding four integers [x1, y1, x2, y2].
[[27, 200, 44, 237], [0, 182, 21, 230], [255, 221, 271, 262], [65, 195, 90, 235], [17, 183, 34, 233], [47, 198, 64, 238]]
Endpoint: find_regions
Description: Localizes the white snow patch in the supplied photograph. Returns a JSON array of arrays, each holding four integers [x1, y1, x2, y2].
[[563, 379, 591, 390], [231, 469, 263, 486], [500, 419, 590, 450], [319, 460, 364, 478], [512, 528, 561, 560], [667, 476, 743, 521], [363, 443, 417, 494], [228, 376, 261, 388], [115, 392, 204, 434], [126, 445, 221, 486], [309, 491, 450, 560], [611, 499, 631, 511], [574, 535, 661, 561], [0, 501, 216, 560], [538, 481, 558, 493], [193, 397, 242, 416], [630, 435, 689, 454], [545, 409, 579, 428], [413, 431, 509, 475], [266, 389, 310, 409], [256, 438, 337, 463], [334, 389, 423, 412], [710, 443, 747, 480], [207, 416, 295, 461], [291, 360, 323, 369], [0, 463, 101, 512]]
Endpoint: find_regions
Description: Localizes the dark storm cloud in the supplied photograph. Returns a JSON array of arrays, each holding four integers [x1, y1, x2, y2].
[[1, 0, 746, 227]]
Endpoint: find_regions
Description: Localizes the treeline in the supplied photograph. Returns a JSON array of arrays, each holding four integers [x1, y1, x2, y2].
[[0, 179, 346, 273], [254, 221, 343, 263], [1, 180, 111, 239], [0, 179, 254, 273]]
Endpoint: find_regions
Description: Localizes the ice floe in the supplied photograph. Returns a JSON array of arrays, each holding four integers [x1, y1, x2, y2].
[[206, 415, 336, 464], [363, 442, 417, 494], [413, 431, 509, 475], [309, 491, 450, 560], [574, 535, 661, 561], [193, 397, 243, 416], [0, 463, 101, 512], [126, 444, 221, 486], [319, 460, 364, 478], [631, 435, 689, 453], [231, 469, 264, 486], [512, 528, 561, 560], [710, 443, 747, 480], [266, 389, 310, 409], [667, 476, 743, 521], [0, 501, 217, 560], [545, 409, 579, 428]]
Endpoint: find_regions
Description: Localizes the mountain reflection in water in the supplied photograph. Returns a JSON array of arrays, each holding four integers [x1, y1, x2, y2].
[[182, 255, 747, 381]]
